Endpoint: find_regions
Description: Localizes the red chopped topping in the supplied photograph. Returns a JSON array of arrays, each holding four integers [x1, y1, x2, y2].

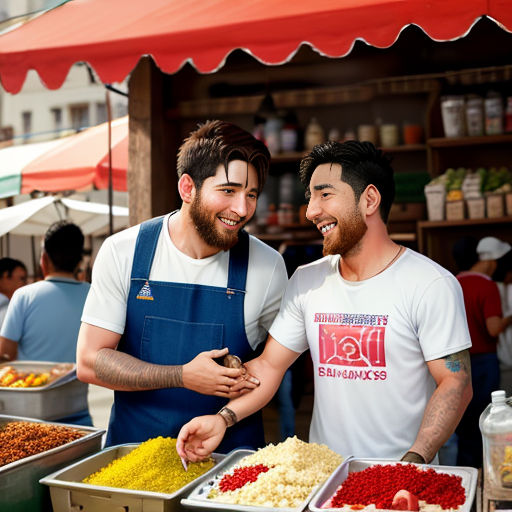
[[218, 464, 270, 492], [331, 464, 466, 510]]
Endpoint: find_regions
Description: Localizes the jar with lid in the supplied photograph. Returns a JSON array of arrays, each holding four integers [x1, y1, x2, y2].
[[304, 118, 325, 151], [485, 91, 504, 135], [479, 390, 512, 490], [505, 97, 512, 133], [465, 95, 484, 137], [441, 95, 465, 137]]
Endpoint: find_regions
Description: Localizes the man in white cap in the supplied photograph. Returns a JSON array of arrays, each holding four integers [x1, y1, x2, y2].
[[456, 236, 512, 468]]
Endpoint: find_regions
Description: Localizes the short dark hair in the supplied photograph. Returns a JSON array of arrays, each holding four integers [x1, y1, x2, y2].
[[177, 120, 270, 194], [452, 236, 478, 272], [299, 140, 395, 222], [0, 257, 26, 278], [44, 221, 84, 273]]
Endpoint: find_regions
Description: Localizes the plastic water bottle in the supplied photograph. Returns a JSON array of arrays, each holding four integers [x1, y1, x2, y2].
[[479, 390, 512, 490]]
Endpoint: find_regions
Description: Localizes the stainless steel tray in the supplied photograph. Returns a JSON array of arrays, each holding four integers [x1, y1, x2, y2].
[[181, 448, 337, 512], [0, 414, 104, 512], [309, 458, 478, 512], [0, 361, 88, 420], [40, 443, 226, 512]]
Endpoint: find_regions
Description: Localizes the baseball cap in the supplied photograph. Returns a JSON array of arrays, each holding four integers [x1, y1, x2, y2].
[[476, 237, 512, 261]]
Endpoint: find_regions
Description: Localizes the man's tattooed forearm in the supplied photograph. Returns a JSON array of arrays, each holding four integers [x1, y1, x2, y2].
[[94, 348, 183, 390]]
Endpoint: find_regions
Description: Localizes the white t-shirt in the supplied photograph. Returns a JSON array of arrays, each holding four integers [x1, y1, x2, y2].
[[497, 283, 512, 368], [269, 248, 471, 459], [82, 214, 288, 349]]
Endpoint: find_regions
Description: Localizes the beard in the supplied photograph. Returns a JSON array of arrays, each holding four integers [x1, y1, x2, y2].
[[322, 206, 368, 257], [189, 194, 244, 251]]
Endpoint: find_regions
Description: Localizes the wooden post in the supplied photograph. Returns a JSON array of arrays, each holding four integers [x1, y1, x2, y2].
[[127, 57, 179, 226]]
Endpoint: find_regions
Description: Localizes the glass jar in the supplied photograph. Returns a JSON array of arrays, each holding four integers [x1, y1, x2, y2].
[[485, 91, 504, 136], [465, 96, 484, 137], [304, 118, 325, 151], [479, 390, 512, 490], [441, 95, 465, 137]]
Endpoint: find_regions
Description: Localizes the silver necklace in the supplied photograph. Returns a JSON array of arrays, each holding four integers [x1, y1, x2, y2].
[[370, 245, 404, 279]]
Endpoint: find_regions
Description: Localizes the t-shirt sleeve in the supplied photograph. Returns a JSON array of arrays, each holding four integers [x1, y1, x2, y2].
[[256, 254, 289, 338], [483, 280, 503, 319], [0, 292, 25, 342], [268, 269, 309, 354], [416, 274, 472, 361], [81, 236, 130, 334]]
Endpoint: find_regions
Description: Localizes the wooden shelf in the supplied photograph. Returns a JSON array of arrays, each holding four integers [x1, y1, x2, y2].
[[428, 134, 512, 148], [269, 145, 426, 164], [418, 216, 512, 229], [382, 144, 427, 153], [270, 152, 306, 163]]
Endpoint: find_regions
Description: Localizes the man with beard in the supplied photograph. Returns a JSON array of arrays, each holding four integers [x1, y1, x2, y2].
[[76, 121, 288, 449], [177, 140, 473, 463]]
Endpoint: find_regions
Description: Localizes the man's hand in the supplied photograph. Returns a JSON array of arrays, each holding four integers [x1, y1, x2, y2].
[[176, 414, 227, 462], [182, 348, 260, 398]]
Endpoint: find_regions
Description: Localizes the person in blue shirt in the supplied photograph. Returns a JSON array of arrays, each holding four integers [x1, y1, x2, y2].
[[0, 221, 92, 425]]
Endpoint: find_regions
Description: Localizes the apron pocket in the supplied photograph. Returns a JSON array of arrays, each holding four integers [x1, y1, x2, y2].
[[140, 316, 224, 365]]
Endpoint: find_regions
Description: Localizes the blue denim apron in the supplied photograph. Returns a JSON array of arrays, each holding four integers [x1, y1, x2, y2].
[[106, 216, 265, 452]]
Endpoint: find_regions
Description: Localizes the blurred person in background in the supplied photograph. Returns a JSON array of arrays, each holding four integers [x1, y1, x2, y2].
[[0, 257, 27, 330], [0, 221, 92, 426], [494, 249, 512, 394], [455, 236, 512, 468], [177, 140, 472, 464], [76, 120, 288, 451]]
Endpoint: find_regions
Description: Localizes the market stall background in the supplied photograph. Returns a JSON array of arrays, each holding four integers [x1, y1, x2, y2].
[[0, 0, 511, 272]]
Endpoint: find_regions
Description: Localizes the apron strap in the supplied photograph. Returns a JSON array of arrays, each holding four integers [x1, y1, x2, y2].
[[227, 230, 249, 293], [130, 216, 165, 280], [131, 215, 249, 292]]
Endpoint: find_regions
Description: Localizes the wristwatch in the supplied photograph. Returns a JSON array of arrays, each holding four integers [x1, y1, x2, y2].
[[217, 407, 237, 427]]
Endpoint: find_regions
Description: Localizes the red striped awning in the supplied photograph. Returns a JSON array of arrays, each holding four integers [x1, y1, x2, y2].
[[0, 0, 510, 94]]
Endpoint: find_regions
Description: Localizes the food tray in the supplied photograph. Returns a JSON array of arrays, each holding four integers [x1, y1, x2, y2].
[[181, 449, 347, 512], [0, 361, 88, 420], [0, 414, 104, 512], [309, 458, 478, 512], [40, 443, 226, 512]]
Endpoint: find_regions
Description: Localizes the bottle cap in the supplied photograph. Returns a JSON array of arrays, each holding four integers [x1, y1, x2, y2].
[[491, 390, 506, 404]]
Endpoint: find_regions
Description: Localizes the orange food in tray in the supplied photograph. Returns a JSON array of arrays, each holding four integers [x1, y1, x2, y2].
[[0, 366, 51, 388]]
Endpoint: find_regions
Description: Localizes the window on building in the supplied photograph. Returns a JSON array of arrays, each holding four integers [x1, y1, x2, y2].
[[22, 111, 32, 138], [70, 104, 89, 131], [96, 103, 107, 124], [51, 108, 63, 133]]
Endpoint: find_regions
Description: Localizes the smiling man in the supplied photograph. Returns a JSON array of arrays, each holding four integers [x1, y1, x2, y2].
[[177, 140, 473, 464], [76, 121, 288, 449]]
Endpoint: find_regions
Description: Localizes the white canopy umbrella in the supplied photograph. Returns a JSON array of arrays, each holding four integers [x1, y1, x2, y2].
[[0, 195, 129, 237], [0, 139, 64, 199]]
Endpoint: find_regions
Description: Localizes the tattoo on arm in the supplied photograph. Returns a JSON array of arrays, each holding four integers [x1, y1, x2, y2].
[[444, 350, 471, 376], [94, 348, 183, 390]]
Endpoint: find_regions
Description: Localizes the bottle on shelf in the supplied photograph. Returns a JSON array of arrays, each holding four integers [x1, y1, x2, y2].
[[328, 127, 341, 142], [484, 91, 504, 136], [280, 110, 299, 152], [465, 95, 484, 137], [505, 97, 512, 133], [304, 117, 325, 151], [440, 95, 466, 137]]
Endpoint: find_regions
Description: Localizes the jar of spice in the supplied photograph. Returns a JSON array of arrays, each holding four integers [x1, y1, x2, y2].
[[465, 96, 484, 137], [485, 91, 504, 135], [304, 118, 325, 151]]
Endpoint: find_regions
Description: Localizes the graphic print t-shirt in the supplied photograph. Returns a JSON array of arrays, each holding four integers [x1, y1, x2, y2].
[[269, 249, 471, 459]]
